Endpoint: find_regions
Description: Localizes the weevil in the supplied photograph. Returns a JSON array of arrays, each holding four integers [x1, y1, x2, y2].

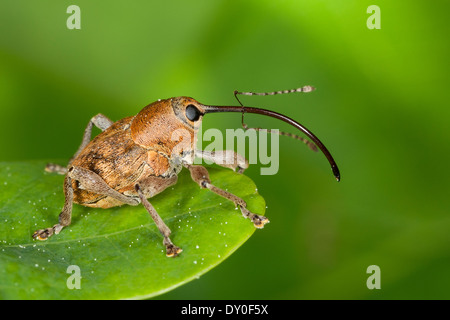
[[33, 86, 340, 257]]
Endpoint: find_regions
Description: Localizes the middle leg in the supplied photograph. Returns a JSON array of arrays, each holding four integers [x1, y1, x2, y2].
[[135, 184, 182, 257]]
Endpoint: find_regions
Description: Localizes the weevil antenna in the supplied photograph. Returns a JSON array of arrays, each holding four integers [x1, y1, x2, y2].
[[233, 86, 318, 152]]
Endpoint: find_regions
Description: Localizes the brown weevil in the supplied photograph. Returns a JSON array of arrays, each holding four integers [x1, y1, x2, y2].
[[33, 86, 340, 257]]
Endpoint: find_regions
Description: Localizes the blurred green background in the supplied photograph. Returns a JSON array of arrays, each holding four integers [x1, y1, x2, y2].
[[1, 0, 449, 299]]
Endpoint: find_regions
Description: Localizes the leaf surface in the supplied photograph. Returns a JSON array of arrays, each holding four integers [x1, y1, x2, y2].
[[0, 161, 265, 299]]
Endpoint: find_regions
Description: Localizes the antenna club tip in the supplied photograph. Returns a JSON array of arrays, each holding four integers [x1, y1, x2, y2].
[[304, 85, 316, 92]]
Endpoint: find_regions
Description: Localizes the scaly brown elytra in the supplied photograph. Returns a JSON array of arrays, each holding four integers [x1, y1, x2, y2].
[[33, 86, 340, 257]]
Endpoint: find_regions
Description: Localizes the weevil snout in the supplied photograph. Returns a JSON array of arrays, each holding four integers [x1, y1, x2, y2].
[[200, 101, 340, 181], [131, 96, 340, 181]]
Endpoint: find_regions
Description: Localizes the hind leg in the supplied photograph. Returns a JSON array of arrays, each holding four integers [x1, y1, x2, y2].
[[33, 165, 139, 240], [46, 113, 114, 175], [32, 175, 74, 240]]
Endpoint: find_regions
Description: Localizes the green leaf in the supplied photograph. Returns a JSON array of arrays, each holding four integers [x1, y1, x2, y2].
[[0, 161, 265, 299]]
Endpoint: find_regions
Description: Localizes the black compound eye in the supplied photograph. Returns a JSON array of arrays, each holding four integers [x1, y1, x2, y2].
[[185, 104, 201, 122]]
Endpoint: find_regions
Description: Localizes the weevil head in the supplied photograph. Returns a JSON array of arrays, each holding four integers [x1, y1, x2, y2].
[[131, 95, 340, 181], [131, 97, 205, 159]]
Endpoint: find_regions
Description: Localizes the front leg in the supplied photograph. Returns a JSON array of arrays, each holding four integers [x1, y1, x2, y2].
[[195, 150, 248, 173], [184, 164, 269, 228]]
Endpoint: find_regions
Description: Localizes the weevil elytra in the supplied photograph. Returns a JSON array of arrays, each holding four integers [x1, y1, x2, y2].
[[33, 86, 340, 257]]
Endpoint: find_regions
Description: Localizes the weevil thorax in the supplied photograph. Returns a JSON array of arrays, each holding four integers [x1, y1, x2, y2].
[[130, 97, 205, 166]]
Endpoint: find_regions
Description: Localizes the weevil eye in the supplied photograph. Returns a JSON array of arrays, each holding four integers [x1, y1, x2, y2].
[[185, 104, 201, 121]]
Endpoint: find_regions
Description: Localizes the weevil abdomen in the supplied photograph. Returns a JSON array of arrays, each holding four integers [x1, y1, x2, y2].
[[69, 116, 176, 208]]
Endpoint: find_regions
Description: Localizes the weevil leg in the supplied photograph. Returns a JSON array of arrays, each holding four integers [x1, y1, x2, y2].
[[135, 184, 182, 257], [33, 166, 140, 241], [32, 175, 74, 240], [195, 150, 249, 173], [69, 113, 114, 165], [184, 164, 269, 228], [45, 163, 68, 175], [46, 114, 114, 174], [68, 165, 140, 206]]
